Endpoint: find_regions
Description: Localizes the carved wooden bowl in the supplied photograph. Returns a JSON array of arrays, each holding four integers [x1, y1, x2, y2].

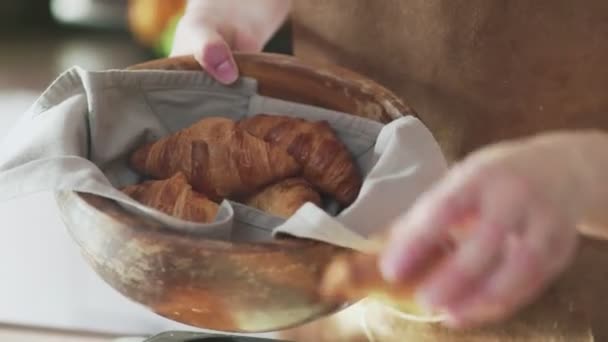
[[54, 53, 416, 333]]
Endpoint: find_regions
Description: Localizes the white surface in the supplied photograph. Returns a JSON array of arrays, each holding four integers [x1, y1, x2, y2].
[[0, 325, 117, 342], [0, 192, 202, 336], [0, 92, 215, 336]]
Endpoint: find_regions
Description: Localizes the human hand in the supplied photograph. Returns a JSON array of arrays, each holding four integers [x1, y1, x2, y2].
[[380, 136, 585, 328], [171, 0, 291, 84]]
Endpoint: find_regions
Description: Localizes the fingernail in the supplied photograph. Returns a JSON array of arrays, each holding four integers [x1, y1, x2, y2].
[[204, 44, 238, 84], [214, 59, 238, 84]]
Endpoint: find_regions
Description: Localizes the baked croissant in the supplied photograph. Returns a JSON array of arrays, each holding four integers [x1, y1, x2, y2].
[[320, 252, 415, 304], [129, 117, 301, 201], [238, 114, 362, 206], [320, 238, 454, 311], [121, 172, 219, 223], [243, 178, 322, 218], [319, 251, 433, 316]]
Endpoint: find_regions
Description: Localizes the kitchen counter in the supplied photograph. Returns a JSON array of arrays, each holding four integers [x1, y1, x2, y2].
[[0, 324, 120, 342]]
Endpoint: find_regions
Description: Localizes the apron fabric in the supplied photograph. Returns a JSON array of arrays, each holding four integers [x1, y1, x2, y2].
[[291, 0, 608, 163], [278, 0, 608, 340]]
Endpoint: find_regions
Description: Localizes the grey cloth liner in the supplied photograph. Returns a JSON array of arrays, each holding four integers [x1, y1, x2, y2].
[[0, 66, 447, 251]]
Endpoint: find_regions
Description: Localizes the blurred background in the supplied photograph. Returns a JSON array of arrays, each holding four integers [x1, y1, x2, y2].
[[0, 0, 292, 92], [0, 1, 291, 341]]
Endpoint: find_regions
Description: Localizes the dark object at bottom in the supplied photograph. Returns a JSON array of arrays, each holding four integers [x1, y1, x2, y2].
[[144, 331, 290, 342]]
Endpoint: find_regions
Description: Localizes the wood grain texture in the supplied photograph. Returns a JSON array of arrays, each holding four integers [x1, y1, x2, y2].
[[56, 190, 344, 333], [55, 53, 412, 333]]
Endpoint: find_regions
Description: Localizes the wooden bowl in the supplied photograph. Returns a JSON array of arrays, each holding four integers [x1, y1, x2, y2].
[[54, 53, 416, 333]]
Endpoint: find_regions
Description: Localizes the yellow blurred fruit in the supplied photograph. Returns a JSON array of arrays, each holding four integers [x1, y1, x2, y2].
[[128, 0, 185, 47]]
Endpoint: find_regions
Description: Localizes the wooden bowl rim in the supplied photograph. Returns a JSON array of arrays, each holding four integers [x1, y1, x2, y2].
[[129, 52, 416, 122]]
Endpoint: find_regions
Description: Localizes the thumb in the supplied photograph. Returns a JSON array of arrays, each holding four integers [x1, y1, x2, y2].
[[172, 23, 239, 85], [195, 32, 239, 85]]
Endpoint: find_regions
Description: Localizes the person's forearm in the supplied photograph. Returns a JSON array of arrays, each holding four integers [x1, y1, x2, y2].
[[184, 0, 291, 48], [525, 130, 608, 237], [566, 130, 608, 237]]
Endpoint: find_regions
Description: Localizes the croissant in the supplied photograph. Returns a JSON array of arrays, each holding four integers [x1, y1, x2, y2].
[[243, 178, 322, 218], [238, 114, 362, 206], [320, 237, 455, 313], [122, 172, 219, 223], [318, 251, 431, 316], [129, 117, 301, 201]]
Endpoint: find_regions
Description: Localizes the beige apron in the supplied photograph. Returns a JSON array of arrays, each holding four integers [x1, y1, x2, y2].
[[290, 0, 608, 163], [278, 1, 608, 340]]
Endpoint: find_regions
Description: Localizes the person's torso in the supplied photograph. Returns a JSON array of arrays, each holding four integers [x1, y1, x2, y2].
[[291, 0, 608, 162]]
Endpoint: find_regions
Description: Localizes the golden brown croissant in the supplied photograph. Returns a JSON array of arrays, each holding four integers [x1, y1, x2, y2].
[[121, 172, 219, 223], [320, 252, 415, 304], [129, 117, 301, 201], [318, 251, 438, 317], [320, 235, 456, 312], [243, 177, 322, 218], [238, 114, 362, 206]]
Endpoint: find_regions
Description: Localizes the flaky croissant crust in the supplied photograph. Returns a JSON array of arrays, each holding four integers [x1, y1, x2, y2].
[[238, 114, 362, 206], [129, 117, 302, 201], [243, 177, 322, 218], [126, 114, 363, 222], [121, 172, 219, 223]]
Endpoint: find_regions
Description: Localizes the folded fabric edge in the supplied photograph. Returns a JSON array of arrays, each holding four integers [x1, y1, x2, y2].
[[114, 196, 236, 236], [272, 203, 378, 252], [28, 66, 260, 117], [0, 155, 236, 237]]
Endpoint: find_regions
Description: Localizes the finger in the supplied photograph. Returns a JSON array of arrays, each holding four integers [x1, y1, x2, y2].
[[524, 203, 579, 276], [198, 39, 239, 85], [172, 24, 239, 84], [415, 220, 506, 311], [447, 202, 579, 329], [380, 169, 481, 282], [231, 29, 265, 53], [415, 175, 528, 311], [443, 234, 545, 328]]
